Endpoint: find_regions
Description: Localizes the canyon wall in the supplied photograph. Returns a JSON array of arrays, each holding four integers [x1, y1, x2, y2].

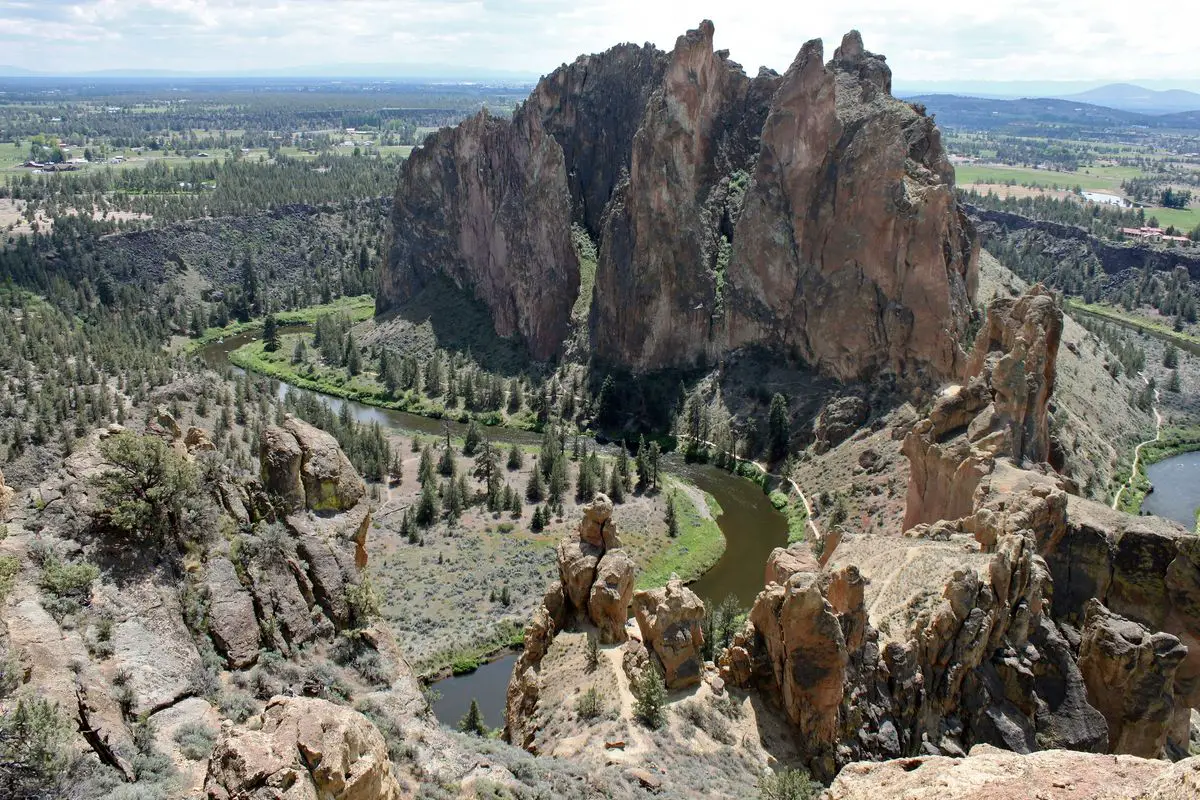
[[380, 22, 978, 383]]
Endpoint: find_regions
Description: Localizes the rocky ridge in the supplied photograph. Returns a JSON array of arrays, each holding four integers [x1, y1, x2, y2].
[[380, 22, 978, 385], [717, 285, 1200, 781]]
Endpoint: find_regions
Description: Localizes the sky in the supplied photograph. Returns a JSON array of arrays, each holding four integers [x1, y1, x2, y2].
[[0, 0, 1197, 88]]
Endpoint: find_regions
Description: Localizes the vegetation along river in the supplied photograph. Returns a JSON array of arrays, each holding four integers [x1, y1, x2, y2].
[[198, 329, 788, 730]]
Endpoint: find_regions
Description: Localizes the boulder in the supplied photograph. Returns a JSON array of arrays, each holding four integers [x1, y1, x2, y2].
[[764, 545, 819, 586], [260, 416, 365, 513], [204, 557, 261, 669], [1079, 599, 1188, 757], [578, 493, 619, 550], [556, 536, 602, 613], [813, 396, 869, 454], [204, 696, 403, 800], [588, 550, 635, 644], [633, 578, 706, 689], [282, 416, 366, 513], [184, 426, 217, 454]]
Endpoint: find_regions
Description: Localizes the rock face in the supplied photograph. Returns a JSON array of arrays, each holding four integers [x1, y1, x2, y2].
[[723, 32, 977, 383], [528, 43, 668, 237], [632, 578, 706, 689], [379, 104, 579, 361], [590, 21, 779, 370], [261, 415, 366, 513], [1079, 599, 1188, 757], [379, 22, 977, 385], [904, 285, 1063, 528], [204, 696, 403, 800], [827, 744, 1200, 800]]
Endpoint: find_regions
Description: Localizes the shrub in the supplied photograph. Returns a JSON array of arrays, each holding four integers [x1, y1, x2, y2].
[[174, 722, 217, 761], [677, 699, 734, 744], [38, 556, 100, 620], [0, 696, 72, 797], [0, 555, 18, 605], [585, 633, 599, 673], [91, 431, 212, 546], [758, 768, 821, 800], [218, 690, 258, 723], [574, 686, 603, 721], [632, 668, 667, 729]]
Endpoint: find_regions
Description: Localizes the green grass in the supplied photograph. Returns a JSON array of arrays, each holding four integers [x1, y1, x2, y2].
[[770, 491, 810, 546], [1142, 206, 1200, 232], [1066, 300, 1200, 350], [414, 619, 526, 679], [183, 295, 374, 350], [955, 163, 1121, 192], [637, 484, 726, 590]]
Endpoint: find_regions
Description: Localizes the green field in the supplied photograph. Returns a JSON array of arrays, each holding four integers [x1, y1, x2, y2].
[[636, 487, 726, 590], [955, 163, 1123, 192]]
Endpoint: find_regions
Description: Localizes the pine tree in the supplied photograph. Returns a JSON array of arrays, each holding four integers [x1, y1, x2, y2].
[[526, 466, 545, 502], [262, 314, 280, 352], [548, 454, 568, 505], [1164, 345, 1180, 369], [531, 505, 545, 532], [635, 435, 649, 491], [437, 445, 456, 477], [608, 466, 626, 503], [665, 491, 679, 538], [418, 445, 435, 485], [508, 488, 522, 518], [649, 442, 662, 490], [1168, 369, 1182, 393], [458, 699, 487, 735], [415, 482, 438, 526], [633, 668, 667, 729], [506, 443, 523, 471], [443, 478, 463, 521], [389, 452, 403, 485], [768, 393, 790, 462], [463, 420, 482, 455]]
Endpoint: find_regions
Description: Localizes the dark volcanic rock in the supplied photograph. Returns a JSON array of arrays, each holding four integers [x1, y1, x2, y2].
[[379, 107, 580, 361]]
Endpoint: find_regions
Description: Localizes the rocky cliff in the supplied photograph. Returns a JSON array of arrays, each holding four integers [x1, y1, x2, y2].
[[381, 21, 978, 384], [380, 106, 580, 361], [719, 285, 1198, 780]]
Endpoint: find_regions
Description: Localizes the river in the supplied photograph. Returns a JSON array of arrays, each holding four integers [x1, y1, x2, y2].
[[1142, 451, 1200, 529], [197, 329, 788, 730]]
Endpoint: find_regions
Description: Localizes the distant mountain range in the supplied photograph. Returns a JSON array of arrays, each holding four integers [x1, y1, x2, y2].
[[906, 94, 1200, 133], [1059, 83, 1200, 114], [0, 63, 538, 83]]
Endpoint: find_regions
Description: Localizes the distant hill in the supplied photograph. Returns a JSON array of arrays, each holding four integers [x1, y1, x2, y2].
[[907, 94, 1200, 133], [1061, 83, 1200, 114]]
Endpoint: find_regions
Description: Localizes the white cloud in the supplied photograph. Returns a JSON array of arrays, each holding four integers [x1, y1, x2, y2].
[[0, 0, 1195, 83]]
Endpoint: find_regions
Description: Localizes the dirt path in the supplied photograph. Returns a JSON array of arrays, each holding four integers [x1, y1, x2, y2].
[[1112, 378, 1163, 510], [675, 434, 822, 542]]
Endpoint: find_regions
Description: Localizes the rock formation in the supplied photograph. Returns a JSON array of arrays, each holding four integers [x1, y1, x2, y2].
[[904, 285, 1062, 528], [1079, 599, 1188, 758], [261, 415, 366, 513], [722, 32, 977, 383], [380, 21, 978, 385], [506, 495, 635, 747], [632, 577, 706, 689], [204, 696, 403, 800], [379, 104, 579, 361], [826, 744, 1200, 800], [721, 286, 1198, 779]]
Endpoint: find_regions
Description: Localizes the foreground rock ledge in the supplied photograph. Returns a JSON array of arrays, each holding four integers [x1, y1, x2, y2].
[[826, 744, 1200, 800]]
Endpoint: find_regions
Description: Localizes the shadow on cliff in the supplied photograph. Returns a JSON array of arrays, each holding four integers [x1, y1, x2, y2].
[[370, 272, 540, 377]]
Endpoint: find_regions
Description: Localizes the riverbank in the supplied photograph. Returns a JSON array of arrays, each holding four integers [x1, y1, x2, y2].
[[183, 294, 375, 352], [1066, 299, 1200, 353], [1113, 425, 1200, 515]]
